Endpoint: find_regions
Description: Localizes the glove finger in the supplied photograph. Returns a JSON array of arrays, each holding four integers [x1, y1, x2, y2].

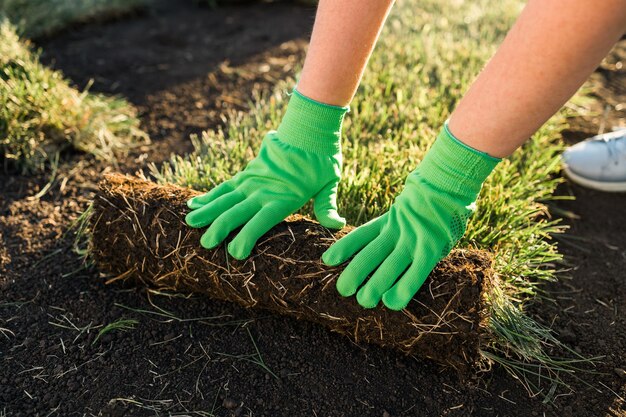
[[335, 233, 393, 297], [199, 199, 260, 249], [185, 191, 244, 228], [316, 209, 346, 230], [187, 181, 234, 210], [382, 252, 438, 311], [313, 182, 346, 229], [356, 248, 411, 309], [227, 202, 294, 260], [321, 215, 386, 266]]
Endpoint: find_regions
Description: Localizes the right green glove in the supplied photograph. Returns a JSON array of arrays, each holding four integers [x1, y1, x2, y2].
[[186, 89, 349, 260], [322, 123, 501, 310]]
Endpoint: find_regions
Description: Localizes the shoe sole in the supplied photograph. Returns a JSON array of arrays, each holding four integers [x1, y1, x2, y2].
[[563, 166, 626, 192]]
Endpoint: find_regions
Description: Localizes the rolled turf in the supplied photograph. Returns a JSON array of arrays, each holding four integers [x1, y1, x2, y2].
[[91, 173, 495, 372]]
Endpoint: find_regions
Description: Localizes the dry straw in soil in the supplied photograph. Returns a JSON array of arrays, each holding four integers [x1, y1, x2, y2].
[[91, 174, 495, 373]]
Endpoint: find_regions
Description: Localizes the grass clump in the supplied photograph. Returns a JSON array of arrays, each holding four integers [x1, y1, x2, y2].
[[0, 0, 147, 39], [93, 318, 139, 344], [152, 0, 591, 397], [0, 21, 146, 173]]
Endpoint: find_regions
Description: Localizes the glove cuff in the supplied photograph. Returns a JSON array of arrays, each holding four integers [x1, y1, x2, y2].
[[416, 123, 501, 199], [276, 88, 349, 155]]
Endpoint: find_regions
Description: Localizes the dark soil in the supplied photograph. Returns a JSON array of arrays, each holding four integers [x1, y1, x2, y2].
[[39, 0, 311, 164], [1, 2, 625, 416]]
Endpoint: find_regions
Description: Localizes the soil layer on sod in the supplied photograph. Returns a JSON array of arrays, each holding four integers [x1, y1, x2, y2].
[[91, 174, 493, 372], [0, 2, 625, 416]]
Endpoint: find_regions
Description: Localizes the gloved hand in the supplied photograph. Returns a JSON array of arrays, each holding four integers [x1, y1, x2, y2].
[[186, 89, 349, 260], [322, 123, 500, 310]]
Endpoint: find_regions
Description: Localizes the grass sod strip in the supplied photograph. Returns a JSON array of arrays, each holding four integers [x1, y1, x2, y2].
[[0, 0, 147, 39], [150, 0, 596, 396], [0, 21, 146, 172], [91, 173, 495, 373]]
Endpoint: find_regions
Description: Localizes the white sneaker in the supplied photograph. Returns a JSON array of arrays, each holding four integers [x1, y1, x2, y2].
[[561, 128, 626, 192]]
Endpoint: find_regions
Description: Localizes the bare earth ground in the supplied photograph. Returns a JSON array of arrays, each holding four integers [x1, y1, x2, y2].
[[1, 3, 625, 416]]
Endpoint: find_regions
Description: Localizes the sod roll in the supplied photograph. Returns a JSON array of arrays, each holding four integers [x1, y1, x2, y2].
[[91, 174, 494, 372]]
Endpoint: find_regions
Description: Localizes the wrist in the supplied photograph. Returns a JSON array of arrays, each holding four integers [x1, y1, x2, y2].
[[276, 88, 349, 155], [414, 123, 501, 199]]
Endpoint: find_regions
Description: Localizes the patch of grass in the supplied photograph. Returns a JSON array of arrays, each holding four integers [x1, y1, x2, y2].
[[151, 0, 593, 397], [215, 327, 279, 380], [93, 318, 139, 344], [48, 312, 97, 343], [69, 203, 94, 260], [106, 397, 219, 416], [0, 21, 147, 173], [0, 0, 147, 39], [113, 301, 253, 327]]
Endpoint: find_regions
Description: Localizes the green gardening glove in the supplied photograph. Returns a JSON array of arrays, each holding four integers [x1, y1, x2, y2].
[[322, 123, 501, 310], [186, 89, 349, 259]]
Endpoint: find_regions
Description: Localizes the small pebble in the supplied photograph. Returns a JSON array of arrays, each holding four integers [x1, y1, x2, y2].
[[383, 411, 391, 417], [614, 368, 626, 379], [223, 398, 237, 410]]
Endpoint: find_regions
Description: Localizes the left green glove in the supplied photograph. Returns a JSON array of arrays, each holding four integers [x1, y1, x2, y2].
[[322, 123, 501, 310], [186, 89, 348, 260]]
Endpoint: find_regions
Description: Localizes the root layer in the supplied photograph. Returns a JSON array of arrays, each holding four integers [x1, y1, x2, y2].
[[91, 174, 494, 372]]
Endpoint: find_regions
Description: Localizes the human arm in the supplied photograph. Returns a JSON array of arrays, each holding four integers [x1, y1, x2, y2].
[[449, 0, 626, 157], [297, 0, 395, 106], [324, 0, 626, 310], [186, 0, 395, 258]]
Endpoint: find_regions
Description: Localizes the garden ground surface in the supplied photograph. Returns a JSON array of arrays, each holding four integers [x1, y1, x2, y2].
[[1, 2, 625, 416]]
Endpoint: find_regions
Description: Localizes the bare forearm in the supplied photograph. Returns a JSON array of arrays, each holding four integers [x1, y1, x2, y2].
[[449, 0, 626, 158], [297, 0, 395, 106]]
